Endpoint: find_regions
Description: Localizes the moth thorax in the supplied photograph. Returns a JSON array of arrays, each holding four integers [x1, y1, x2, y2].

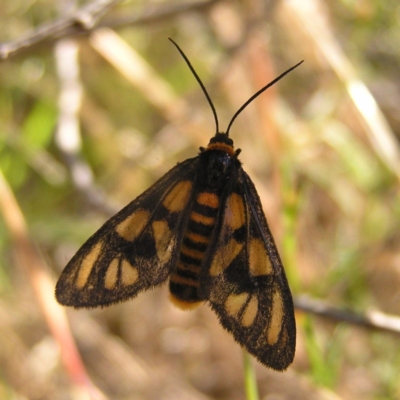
[[205, 152, 234, 188]]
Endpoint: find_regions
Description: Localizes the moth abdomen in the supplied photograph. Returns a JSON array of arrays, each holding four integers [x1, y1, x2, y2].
[[169, 191, 220, 308]]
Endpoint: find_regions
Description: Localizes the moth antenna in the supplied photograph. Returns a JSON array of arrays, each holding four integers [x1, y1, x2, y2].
[[225, 60, 304, 136], [169, 38, 219, 135]]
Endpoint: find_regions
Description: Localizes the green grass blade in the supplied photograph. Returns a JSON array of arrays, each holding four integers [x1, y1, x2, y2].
[[243, 350, 260, 400]]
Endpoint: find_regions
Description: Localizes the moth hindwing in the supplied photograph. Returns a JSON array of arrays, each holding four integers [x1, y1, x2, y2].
[[56, 39, 300, 370]]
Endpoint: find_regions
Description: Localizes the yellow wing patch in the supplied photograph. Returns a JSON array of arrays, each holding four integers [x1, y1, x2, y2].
[[210, 239, 243, 276], [104, 258, 119, 289], [242, 296, 258, 327], [104, 257, 139, 289], [267, 289, 284, 345], [225, 292, 249, 317], [116, 210, 151, 241], [152, 220, 175, 264], [121, 259, 139, 286], [162, 180, 192, 212], [209, 192, 245, 276], [225, 293, 258, 327], [249, 238, 273, 276], [225, 193, 246, 230], [76, 241, 103, 288]]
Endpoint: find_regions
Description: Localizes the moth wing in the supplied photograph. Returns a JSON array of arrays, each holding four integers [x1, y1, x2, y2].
[[56, 158, 198, 308], [203, 170, 296, 370]]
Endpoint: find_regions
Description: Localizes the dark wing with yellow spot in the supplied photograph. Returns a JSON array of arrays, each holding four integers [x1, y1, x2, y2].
[[56, 158, 198, 308], [202, 170, 296, 370]]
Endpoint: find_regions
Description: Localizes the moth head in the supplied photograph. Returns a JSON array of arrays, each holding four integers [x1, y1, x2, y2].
[[206, 133, 234, 154], [209, 133, 233, 147]]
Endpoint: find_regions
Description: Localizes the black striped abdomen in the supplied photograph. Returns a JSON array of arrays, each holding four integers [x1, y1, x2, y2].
[[169, 192, 219, 308]]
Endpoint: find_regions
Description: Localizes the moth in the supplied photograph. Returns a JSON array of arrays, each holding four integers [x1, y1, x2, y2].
[[56, 39, 301, 371]]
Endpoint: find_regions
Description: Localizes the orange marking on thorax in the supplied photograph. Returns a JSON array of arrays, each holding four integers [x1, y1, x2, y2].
[[206, 142, 235, 155]]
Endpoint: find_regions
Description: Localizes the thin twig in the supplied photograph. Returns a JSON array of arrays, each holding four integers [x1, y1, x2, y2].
[[98, 0, 218, 30], [0, 0, 218, 60], [295, 295, 400, 336], [54, 37, 115, 216], [0, 0, 120, 60]]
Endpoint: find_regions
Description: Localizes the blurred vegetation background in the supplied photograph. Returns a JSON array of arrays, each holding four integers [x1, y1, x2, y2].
[[1, 1, 400, 399]]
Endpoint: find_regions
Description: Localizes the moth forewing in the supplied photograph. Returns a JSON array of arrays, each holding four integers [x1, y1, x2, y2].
[[55, 158, 198, 307], [202, 170, 295, 370]]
